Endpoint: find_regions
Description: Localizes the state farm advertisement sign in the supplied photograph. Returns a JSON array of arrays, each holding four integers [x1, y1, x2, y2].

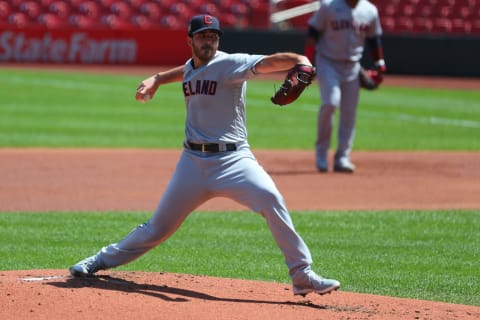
[[0, 28, 190, 65]]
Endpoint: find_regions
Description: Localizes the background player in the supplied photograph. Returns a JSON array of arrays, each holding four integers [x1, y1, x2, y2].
[[305, 0, 386, 172], [69, 14, 340, 297]]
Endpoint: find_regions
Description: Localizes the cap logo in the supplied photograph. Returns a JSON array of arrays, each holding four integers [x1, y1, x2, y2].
[[204, 15, 214, 25]]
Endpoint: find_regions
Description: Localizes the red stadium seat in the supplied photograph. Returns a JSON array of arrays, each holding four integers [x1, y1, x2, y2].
[[68, 0, 89, 9], [38, 13, 68, 29], [198, 3, 218, 16], [241, 0, 260, 10], [399, 3, 415, 17], [139, 2, 163, 20], [432, 5, 452, 19], [381, 16, 396, 33], [231, 3, 248, 15], [414, 4, 433, 18], [8, 12, 30, 28], [110, 2, 133, 19], [406, 0, 421, 5], [451, 19, 471, 34], [69, 14, 100, 29], [101, 13, 132, 29], [431, 18, 452, 33], [159, 14, 181, 29], [413, 17, 433, 33], [380, 4, 396, 18], [212, 0, 234, 11], [49, 1, 71, 19], [0, 1, 11, 20], [131, 14, 156, 29], [169, 3, 192, 18], [471, 20, 480, 34], [181, 0, 203, 12], [438, 0, 455, 6], [9, 0, 27, 10], [220, 13, 239, 28], [395, 17, 414, 32], [79, 1, 101, 20], [97, 0, 118, 8], [125, 0, 147, 10], [40, 0, 58, 8], [452, 5, 472, 20], [19, 1, 41, 20], [248, 3, 270, 29]]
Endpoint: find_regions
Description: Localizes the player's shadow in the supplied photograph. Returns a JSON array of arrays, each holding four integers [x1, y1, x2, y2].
[[47, 274, 327, 309]]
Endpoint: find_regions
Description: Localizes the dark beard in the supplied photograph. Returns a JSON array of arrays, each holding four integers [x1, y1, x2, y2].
[[193, 45, 215, 63]]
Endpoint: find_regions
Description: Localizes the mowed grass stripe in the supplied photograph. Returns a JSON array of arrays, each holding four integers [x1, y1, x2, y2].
[[1, 69, 479, 149]]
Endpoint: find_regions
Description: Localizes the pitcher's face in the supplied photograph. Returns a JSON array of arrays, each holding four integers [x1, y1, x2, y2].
[[190, 31, 220, 63]]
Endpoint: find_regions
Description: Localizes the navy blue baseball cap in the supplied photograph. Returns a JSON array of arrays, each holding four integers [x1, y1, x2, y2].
[[188, 15, 223, 37]]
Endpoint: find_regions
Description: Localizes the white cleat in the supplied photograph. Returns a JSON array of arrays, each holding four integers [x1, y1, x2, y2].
[[69, 255, 103, 277], [292, 270, 340, 296], [333, 157, 355, 173]]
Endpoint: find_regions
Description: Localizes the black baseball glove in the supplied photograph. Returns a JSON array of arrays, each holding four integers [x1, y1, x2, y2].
[[271, 64, 316, 106]]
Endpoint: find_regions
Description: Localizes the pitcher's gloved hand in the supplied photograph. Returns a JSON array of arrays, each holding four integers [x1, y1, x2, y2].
[[271, 64, 316, 106]]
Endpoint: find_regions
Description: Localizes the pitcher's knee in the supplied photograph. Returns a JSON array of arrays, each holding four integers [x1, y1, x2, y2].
[[123, 221, 165, 248]]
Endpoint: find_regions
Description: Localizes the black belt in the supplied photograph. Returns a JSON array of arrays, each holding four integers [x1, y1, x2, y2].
[[187, 142, 237, 153]]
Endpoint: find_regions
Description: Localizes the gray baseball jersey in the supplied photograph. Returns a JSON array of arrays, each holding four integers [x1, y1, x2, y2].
[[308, 0, 382, 62], [182, 50, 261, 144], [309, 0, 382, 160], [93, 51, 314, 277]]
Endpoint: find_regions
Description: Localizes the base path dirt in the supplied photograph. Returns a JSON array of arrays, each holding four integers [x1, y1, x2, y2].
[[1, 149, 479, 212], [1, 148, 480, 320]]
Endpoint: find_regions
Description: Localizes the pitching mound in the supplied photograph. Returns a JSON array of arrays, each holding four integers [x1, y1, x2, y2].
[[2, 270, 479, 320]]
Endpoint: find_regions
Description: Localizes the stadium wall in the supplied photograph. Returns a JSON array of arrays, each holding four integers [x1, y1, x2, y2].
[[1, 27, 479, 78], [221, 29, 480, 78]]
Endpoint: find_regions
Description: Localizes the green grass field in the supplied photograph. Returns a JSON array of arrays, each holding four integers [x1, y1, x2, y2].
[[0, 69, 479, 306], [1, 69, 479, 149]]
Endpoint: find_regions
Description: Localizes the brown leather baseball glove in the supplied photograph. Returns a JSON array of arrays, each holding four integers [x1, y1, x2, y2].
[[271, 64, 316, 106]]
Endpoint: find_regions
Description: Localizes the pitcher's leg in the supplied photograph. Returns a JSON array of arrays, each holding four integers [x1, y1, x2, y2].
[[217, 155, 312, 274], [71, 151, 209, 275], [218, 156, 339, 295], [98, 188, 202, 269]]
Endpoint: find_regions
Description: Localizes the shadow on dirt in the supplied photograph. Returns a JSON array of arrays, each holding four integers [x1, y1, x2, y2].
[[47, 274, 329, 310]]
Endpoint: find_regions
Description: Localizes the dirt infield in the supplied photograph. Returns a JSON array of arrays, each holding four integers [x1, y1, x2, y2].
[[1, 149, 480, 212], [1, 64, 479, 319], [1, 149, 480, 320]]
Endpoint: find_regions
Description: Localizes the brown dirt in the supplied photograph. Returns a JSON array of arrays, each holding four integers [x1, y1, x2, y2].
[[1, 64, 479, 319], [1, 270, 479, 320], [1, 149, 480, 212]]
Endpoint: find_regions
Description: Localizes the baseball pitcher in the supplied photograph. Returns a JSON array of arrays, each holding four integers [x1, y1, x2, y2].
[[70, 14, 340, 297]]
